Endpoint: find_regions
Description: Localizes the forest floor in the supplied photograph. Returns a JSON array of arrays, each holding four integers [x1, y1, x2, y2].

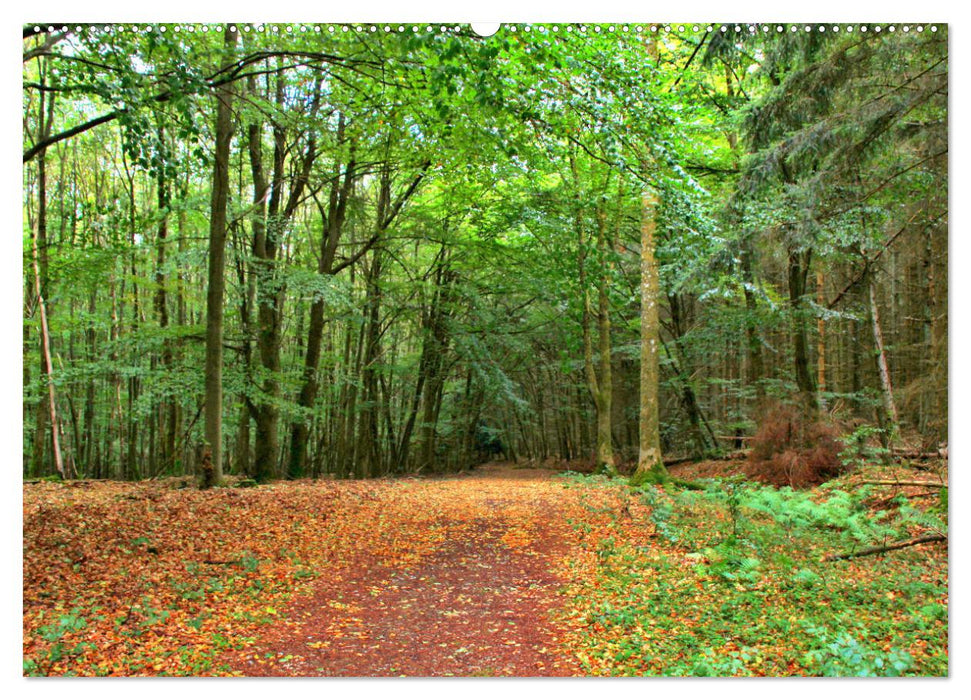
[[222, 464, 586, 676], [23, 460, 948, 677]]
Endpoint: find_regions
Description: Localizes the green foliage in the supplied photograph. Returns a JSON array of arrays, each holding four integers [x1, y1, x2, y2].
[[801, 627, 913, 677], [23, 23, 947, 499], [565, 473, 947, 676], [932, 486, 948, 515], [838, 424, 891, 469], [634, 484, 679, 544], [26, 608, 96, 673]]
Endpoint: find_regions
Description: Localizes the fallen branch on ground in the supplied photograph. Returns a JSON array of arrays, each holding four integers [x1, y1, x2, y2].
[[892, 450, 946, 461], [823, 534, 946, 562], [200, 558, 244, 566], [859, 480, 946, 488], [872, 491, 940, 508], [665, 451, 749, 467]]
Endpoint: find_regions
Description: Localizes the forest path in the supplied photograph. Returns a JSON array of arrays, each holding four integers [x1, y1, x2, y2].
[[223, 464, 587, 676]]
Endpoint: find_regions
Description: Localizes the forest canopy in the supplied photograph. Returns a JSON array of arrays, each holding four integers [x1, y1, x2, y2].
[[22, 23, 948, 484]]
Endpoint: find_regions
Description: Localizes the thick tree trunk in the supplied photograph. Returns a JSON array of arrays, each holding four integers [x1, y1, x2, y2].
[[201, 25, 238, 488], [635, 187, 665, 479]]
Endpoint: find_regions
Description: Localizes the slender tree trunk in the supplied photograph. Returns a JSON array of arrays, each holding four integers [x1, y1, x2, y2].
[[246, 70, 321, 481], [32, 219, 64, 479], [246, 75, 280, 483], [201, 25, 238, 488], [154, 125, 177, 471], [234, 195, 256, 477], [287, 127, 355, 478], [32, 65, 57, 477], [575, 172, 615, 473], [868, 274, 899, 435], [788, 247, 819, 414], [925, 219, 947, 443], [124, 157, 141, 480], [82, 290, 97, 475], [667, 293, 714, 456], [418, 259, 453, 472], [109, 271, 123, 477], [817, 268, 827, 406], [358, 248, 383, 477], [595, 235, 615, 472], [397, 347, 428, 472], [740, 238, 766, 414]]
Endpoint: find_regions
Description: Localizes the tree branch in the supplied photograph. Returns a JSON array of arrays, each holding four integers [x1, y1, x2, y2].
[[823, 534, 946, 562]]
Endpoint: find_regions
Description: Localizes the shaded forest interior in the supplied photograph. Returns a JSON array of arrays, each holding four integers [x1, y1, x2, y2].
[[23, 23, 947, 484]]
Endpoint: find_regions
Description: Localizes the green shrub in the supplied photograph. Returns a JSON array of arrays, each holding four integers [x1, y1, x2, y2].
[[801, 627, 913, 676]]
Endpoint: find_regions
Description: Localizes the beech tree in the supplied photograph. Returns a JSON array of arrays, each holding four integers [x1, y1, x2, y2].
[[202, 24, 238, 487]]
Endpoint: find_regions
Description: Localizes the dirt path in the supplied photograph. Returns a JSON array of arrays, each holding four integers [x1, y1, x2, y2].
[[223, 465, 583, 677]]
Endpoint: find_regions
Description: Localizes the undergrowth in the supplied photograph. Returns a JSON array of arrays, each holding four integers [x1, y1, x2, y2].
[[560, 472, 948, 677], [747, 404, 845, 487]]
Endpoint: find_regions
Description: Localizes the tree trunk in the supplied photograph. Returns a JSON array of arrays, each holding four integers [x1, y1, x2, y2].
[[32, 219, 65, 479], [635, 186, 665, 480], [869, 274, 900, 435], [418, 263, 452, 471], [595, 223, 615, 472], [154, 124, 177, 471], [788, 248, 819, 414], [358, 248, 384, 478], [816, 268, 827, 405], [31, 63, 57, 477], [739, 239, 766, 415], [124, 155, 141, 480], [201, 25, 238, 488], [287, 125, 355, 478], [667, 293, 715, 456], [925, 217, 947, 443], [575, 170, 615, 474], [82, 290, 97, 476], [246, 69, 321, 481]]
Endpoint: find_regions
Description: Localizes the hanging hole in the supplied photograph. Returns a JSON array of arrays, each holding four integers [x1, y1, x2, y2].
[[471, 22, 501, 37]]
